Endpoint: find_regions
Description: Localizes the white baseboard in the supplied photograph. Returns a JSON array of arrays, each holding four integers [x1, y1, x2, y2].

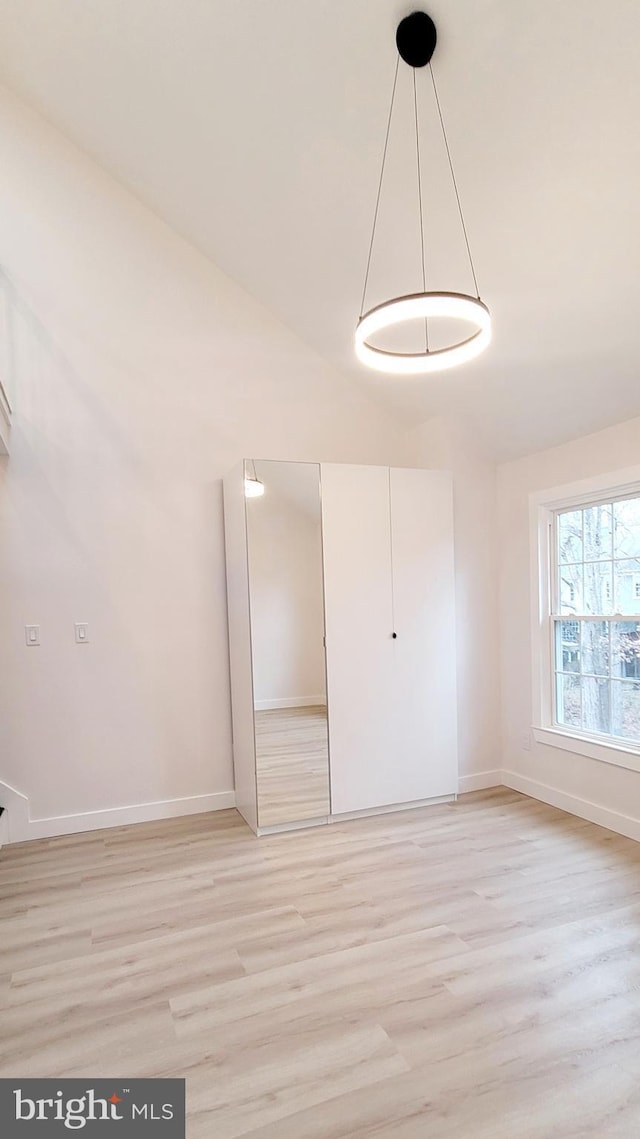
[[330, 793, 456, 823], [5, 766, 639, 848], [502, 769, 640, 843], [254, 696, 327, 711], [0, 779, 236, 844], [458, 770, 503, 794]]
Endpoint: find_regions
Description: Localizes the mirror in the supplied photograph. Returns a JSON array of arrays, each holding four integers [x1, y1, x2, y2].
[[245, 460, 330, 827]]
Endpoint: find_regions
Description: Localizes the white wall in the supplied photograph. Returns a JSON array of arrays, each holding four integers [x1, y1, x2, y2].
[[247, 487, 326, 709], [498, 414, 640, 834], [405, 416, 501, 791], [0, 86, 407, 837]]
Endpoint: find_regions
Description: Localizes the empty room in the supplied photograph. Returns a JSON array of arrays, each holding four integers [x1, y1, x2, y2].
[[1, 1, 640, 1136]]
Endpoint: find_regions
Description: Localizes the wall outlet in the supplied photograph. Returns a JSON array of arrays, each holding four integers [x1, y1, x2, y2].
[[25, 625, 40, 646], [75, 622, 89, 644]]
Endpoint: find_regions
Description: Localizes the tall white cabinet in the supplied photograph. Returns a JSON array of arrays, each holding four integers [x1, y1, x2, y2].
[[223, 459, 457, 834], [321, 464, 457, 815]]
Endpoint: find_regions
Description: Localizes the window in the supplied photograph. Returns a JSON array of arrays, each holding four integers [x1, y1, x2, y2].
[[553, 494, 640, 747]]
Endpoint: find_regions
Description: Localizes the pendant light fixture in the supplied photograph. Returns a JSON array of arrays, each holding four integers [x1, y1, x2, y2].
[[356, 11, 491, 375], [244, 459, 265, 498]]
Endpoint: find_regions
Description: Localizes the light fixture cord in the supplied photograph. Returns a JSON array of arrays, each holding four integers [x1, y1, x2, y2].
[[359, 56, 400, 319], [413, 68, 429, 352], [429, 62, 480, 298]]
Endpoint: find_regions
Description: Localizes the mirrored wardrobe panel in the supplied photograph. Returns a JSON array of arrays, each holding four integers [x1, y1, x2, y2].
[[244, 460, 330, 827]]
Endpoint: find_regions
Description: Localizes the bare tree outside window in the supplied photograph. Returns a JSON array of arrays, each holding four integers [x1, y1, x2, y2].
[[555, 496, 640, 743]]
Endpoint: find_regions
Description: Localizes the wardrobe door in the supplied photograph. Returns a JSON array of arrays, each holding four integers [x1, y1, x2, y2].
[[321, 464, 395, 814], [390, 468, 458, 799]]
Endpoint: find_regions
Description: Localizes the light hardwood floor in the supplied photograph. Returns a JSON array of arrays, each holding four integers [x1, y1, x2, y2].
[[254, 705, 330, 826], [2, 789, 640, 1137]]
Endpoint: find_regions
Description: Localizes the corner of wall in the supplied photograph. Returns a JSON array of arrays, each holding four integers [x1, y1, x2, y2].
[[0, 779, 30, 844]]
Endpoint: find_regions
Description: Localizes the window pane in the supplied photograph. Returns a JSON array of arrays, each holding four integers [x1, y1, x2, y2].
[[553, 494, 640, 745], [559, 564, 582, 614], [581, 621, 608, 676], [614, 498, 640, 559], [556, 673, 581, 729], [613, 558, 640, 615], [611, 680, 640, 742], [558, 510, 582, 565], [582, 677, 610, 735], [583, 503, 612, 562], [611, 621, 640, 679], [583, 562, 613, 615], [556, 620, 580, 672]]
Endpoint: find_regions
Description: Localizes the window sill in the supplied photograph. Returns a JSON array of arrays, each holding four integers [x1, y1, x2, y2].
[[533, 726, 640, 774]]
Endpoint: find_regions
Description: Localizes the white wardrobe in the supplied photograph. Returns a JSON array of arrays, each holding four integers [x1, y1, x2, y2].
[[223, 459, 458, 834]]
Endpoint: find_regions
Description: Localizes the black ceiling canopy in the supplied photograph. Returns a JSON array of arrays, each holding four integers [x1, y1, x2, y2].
[[395, 11, 437, 68]]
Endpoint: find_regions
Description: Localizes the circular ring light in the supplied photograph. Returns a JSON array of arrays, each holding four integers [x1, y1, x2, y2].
[[355, 292, 491, 375]]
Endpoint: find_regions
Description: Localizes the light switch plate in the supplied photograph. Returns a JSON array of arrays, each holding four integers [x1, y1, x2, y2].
[[25, 625, 40, 646], [75, 622, 89, 644]]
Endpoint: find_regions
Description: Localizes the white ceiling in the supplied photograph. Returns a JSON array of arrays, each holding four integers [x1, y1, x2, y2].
[[0, 0, 639, 459]]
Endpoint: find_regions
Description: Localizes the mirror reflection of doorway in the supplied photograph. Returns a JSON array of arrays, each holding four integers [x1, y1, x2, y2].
[[245, 460, 330, 827]]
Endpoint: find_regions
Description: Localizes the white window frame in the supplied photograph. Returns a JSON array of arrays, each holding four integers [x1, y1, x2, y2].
[[531, 464, 640, 774]]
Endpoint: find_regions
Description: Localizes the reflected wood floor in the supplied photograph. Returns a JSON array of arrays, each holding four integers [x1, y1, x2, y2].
[[255, 705, 329, 826], [2, 789, 640, 1137]]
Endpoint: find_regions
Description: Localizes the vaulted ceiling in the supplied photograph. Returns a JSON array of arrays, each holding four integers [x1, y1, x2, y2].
[[0, 0, 639, 458]]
